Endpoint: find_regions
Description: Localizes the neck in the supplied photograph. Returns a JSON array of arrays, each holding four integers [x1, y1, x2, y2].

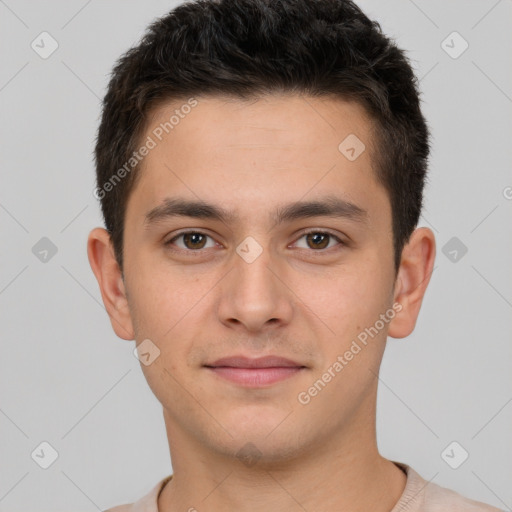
[[157, 389, 407, 512]]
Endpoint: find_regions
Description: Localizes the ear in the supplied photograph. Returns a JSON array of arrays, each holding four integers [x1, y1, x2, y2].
[[388, 227, 436, 339], [87, 227, 135, 340]]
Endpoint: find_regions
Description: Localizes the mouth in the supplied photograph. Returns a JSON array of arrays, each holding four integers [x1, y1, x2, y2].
[[204, 355, 307, 387]]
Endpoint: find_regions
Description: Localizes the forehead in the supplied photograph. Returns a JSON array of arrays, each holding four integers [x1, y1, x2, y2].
[[146, 93, 375, 155], [126, 93, 389, 229]]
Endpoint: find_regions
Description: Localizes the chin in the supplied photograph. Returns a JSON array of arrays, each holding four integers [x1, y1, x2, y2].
[[218, 438, 307, 470], [203, 420, 310, 469]]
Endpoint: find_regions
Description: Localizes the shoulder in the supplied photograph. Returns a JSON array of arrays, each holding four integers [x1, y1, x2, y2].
[[399, 463, 503, 512], [423, 479, 503, 512], [102, 475, 173, 512]]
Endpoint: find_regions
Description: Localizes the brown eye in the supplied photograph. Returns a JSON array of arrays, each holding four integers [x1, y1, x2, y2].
[[305, 232, 330, 249], [182, 233, 207, 249], [294, 231, 343, 251], [166, 231, 215, 251]]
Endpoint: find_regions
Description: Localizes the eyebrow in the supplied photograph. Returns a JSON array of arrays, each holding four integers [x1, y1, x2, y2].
[[144, 195, 368, 228]]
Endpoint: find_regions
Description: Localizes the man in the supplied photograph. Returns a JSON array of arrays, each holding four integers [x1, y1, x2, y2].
[[87, 0, 502, 510]]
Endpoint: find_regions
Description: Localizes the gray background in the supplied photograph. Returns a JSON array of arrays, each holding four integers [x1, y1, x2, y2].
[[1, 0, 511, 510]]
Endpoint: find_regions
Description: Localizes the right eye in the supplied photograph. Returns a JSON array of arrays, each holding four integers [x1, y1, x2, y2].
[[164, 231, 218, 252]]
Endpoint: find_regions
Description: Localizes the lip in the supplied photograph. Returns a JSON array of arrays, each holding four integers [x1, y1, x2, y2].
[[204, 355, 306, 387], [207, 355, 304, 368]]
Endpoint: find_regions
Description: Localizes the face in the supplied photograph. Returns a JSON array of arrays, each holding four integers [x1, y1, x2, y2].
[[117, 94, 401, 464]]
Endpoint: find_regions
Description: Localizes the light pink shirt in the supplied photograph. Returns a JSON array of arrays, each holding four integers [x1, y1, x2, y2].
[[104, 461, 503, 512]]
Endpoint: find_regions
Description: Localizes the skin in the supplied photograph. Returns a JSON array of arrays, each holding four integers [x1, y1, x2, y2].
[[88, 94, 435, 512]]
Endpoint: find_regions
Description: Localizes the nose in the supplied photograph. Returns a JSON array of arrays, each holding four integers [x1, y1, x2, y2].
[[217, 240, 294, 334]]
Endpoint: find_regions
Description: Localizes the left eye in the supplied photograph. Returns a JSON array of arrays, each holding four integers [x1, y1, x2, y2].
[[293, 231, 343, 250]]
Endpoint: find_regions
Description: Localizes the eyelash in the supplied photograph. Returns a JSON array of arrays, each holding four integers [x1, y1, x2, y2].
[[164, 229, 346, 254]]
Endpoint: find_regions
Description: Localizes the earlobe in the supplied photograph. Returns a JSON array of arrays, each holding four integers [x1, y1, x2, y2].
[[388, 227, 436, 339], [87, 227, 135, 340]]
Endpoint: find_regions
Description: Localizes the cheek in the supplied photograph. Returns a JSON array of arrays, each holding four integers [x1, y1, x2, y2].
[[323, 266, 390, 334], [127, 260, 202, 338], [128, 275, 193, 402], [126, 264, 210, 382]]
